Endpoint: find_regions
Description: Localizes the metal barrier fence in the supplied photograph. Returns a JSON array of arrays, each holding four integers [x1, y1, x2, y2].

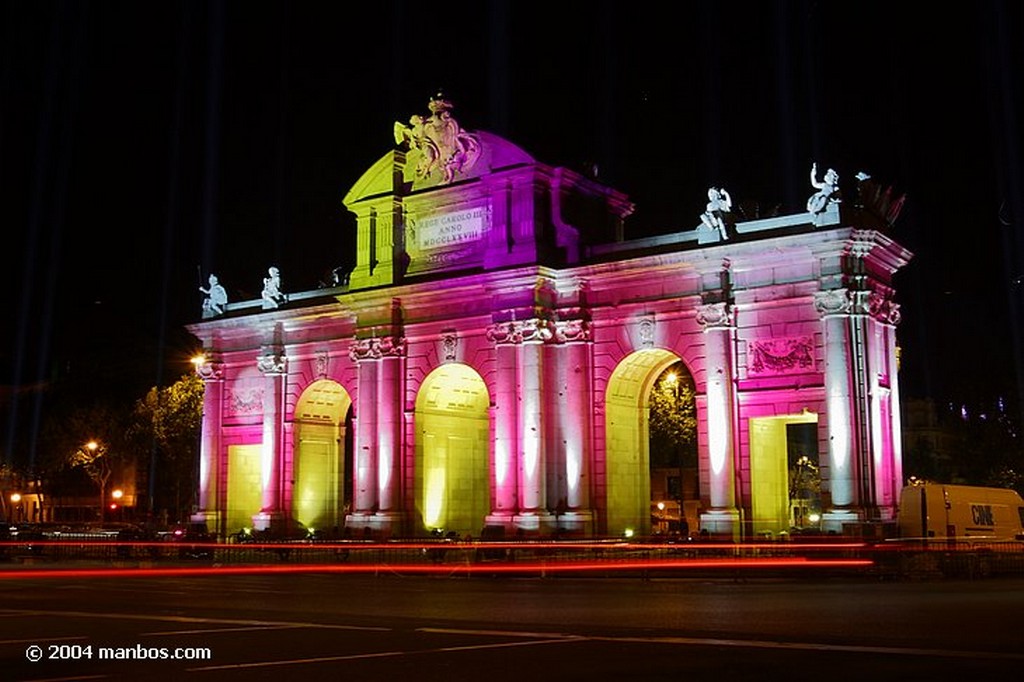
[[3, 538, 1022, 579]]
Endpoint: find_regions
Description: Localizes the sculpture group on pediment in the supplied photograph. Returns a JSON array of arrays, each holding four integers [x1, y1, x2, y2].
[[394, 92, 480, 184]]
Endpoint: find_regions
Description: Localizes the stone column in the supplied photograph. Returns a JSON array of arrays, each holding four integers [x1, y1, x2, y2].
[[554, 319, 594, 534], [348, 338, 380, 526], [376, 338, 405, 533], [192, 353, 223, 536], [486, 319, 555, 534], [696, 302, 740, 538], [485, 325, 520, 531], [516, 328, 546, 530], [870, 293, 904, 519], [253, 347, 286, 531], [815, 289, 863, 531], [345, 335, 405, 535]]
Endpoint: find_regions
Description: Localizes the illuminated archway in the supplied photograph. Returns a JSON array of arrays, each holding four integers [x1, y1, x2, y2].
[[749, 411, 819, 536], [293, 380, 352, 532], [414, 364, 490, 535], [604, 348, 691, 536]]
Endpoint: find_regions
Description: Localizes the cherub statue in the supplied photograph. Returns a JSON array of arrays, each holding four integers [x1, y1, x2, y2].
[[807, 163, 840, 214], [261, 266, 287, 309], [700, 187, 732, 240], [199, 274, 228, 318]]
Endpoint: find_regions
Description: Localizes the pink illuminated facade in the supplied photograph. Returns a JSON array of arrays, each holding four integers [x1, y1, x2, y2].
[[188, 107, 911, 540]]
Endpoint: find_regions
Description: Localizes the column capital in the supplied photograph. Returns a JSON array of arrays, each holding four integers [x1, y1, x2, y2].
[[814, 288, 900, 325], [349, 336, 406, 361], [867, 291, 902, 325], [194, 353, 223, 381], [257, 347, 286, 375], [552, 318, 591, 344], [813, 288, 853, 317], [486, 318, 554, 345], [695, 302, 733, 330]]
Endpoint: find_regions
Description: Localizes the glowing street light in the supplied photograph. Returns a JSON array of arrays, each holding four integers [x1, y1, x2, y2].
[[9, 493, 21, 504]]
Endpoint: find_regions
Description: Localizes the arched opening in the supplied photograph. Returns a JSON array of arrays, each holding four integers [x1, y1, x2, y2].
[[414, 364, 490, 536], [293, 380, 353, 534], [605, 349, 697, 536], [648, 363, 698, 536], [749, 411, 820, 536]]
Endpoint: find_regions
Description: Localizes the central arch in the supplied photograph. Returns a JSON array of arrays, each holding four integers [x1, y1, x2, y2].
[[605, 348, 693, 536], [414, 363, 491, 536]]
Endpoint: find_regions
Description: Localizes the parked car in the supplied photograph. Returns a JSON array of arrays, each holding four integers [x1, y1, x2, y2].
[[163, 522, 215, 559]]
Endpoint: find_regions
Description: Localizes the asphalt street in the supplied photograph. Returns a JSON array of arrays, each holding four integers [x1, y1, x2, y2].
[[2, 573, 1022, 681]]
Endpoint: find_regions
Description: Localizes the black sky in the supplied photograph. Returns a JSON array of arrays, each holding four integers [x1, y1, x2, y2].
[[2, 1, 1023, 436]]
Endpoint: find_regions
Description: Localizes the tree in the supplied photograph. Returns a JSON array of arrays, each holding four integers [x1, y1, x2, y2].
[[70, 440, 113, 520], [648, 364, 697, 471], [131, 373, 204, 522], [38, 402, 134, 523]]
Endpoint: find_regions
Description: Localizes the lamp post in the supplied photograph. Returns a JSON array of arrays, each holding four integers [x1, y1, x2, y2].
[[81, 440, 110, 523], [9, 493, 22, 523]]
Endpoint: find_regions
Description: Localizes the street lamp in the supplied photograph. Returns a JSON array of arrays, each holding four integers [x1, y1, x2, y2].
[[9, 493, 22, 523]]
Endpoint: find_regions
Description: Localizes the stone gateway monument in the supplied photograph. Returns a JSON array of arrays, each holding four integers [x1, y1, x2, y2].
[[188, 98, 911, 541]]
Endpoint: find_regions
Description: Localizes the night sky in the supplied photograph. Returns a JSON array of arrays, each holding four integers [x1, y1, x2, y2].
[[2, 2, 1023, 452]]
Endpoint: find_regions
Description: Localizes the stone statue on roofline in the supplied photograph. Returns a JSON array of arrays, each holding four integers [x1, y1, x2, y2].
[[261, 266, 287, 309], [700, 187, 732, 240], [807, 163, 840, 214], [199, 274, 228, 318], [394, 91, 481, 184]]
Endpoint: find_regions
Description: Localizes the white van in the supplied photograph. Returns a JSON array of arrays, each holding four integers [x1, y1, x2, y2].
[[898, 483, 1024, 542]]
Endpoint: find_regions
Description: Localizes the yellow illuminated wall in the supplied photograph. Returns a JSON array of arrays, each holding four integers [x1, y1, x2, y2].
[[293, 380, 351, 532], [226, 444, 262, 533], [749, 412, 818, 535], [294, 426, 337, 531], [604, 349, 681, 535], [415, 364, 490, 535]]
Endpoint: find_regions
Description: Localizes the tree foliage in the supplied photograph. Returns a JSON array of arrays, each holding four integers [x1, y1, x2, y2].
[[648, 364, 697, 469], [131, 372, 204, 521]]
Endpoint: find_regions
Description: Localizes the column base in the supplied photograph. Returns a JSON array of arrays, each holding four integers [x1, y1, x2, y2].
[[251, 510, 285, 532], [821, 508, 861, 535], [555, 510, 594, 536], [512, 512, 556, 536], [483, 514, 516, 538], [344, 512, 390, 539], [190, 510, 222, 538], [699, 509, 741, 540]]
